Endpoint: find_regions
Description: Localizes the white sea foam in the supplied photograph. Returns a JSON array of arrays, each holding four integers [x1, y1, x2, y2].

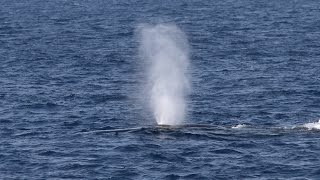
[[139, 24, 190, 125], [231, 124, 247, 129], [302, 120, 320, 130]]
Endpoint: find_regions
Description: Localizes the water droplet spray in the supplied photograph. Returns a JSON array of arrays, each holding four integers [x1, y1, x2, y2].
[[139, 24, 190, 125]]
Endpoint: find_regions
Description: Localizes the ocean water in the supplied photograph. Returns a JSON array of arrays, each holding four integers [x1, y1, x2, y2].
[[1, 0, 320, 179]]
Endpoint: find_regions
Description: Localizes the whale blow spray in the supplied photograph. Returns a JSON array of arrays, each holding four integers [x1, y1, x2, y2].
[[139, 24, 190, 125]]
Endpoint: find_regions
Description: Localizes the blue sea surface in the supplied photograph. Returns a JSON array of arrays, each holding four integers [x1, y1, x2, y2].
[[1, 0, 320, 179]]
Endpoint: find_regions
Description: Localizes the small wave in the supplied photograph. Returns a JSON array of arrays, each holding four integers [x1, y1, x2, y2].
[[302, 120, 320, 130], [212, 148, 242, 154], [231, 124, 247, 129], [114, 144, 142, 152], [17, 102, 62, 110]]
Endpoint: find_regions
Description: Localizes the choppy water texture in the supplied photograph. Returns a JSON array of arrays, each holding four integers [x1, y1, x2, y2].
[[1, 0, 320, 179]]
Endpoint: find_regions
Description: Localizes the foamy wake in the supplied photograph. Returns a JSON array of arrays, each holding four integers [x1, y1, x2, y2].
[[231, 124, 247, 129], [230, 120, 320, 131], [301, 120, 320, 130]]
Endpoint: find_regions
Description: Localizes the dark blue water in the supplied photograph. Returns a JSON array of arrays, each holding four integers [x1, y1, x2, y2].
[[1, 0, 320, 179]]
